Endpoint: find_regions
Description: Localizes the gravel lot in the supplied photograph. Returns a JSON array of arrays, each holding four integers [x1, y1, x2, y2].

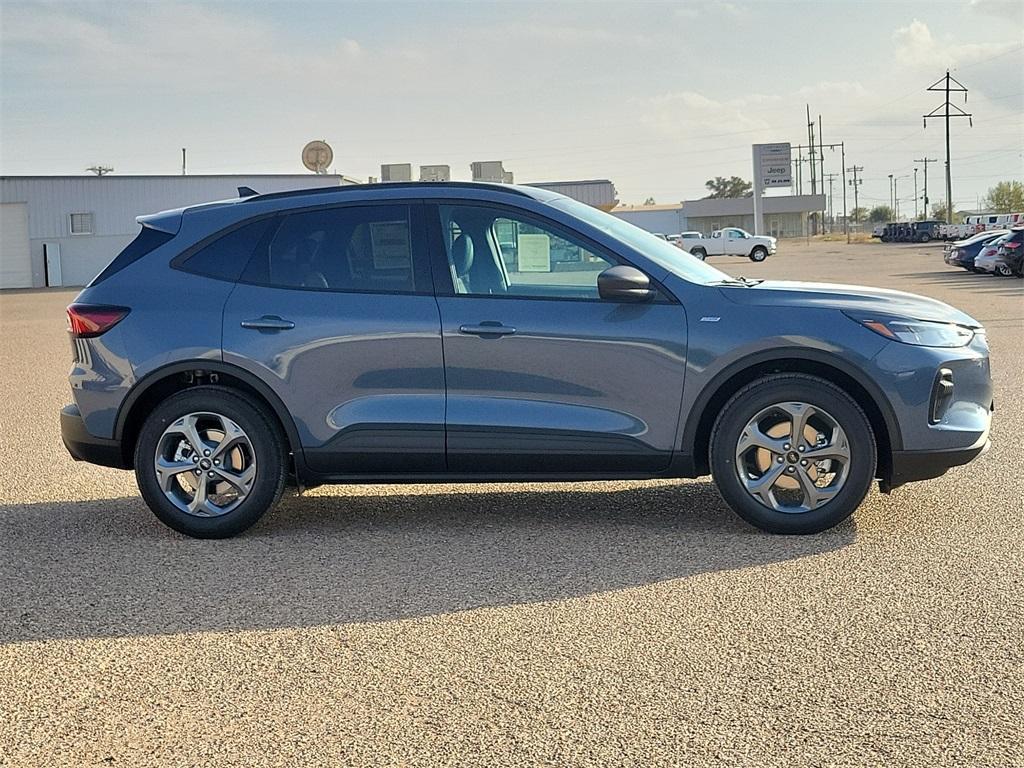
[[1, 241, 1021, 767]]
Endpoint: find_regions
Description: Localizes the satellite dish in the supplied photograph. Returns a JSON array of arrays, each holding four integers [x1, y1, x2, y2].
[[302, 140, 334, 174]]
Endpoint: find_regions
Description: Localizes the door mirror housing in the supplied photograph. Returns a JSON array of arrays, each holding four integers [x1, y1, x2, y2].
[[597, 265, 656, 303]]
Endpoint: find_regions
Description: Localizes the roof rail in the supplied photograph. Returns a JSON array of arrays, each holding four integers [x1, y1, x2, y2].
[[242, 180, 535, 203]]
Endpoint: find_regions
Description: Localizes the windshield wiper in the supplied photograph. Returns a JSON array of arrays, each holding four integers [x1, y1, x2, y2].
[[712, 276, 762, 287]]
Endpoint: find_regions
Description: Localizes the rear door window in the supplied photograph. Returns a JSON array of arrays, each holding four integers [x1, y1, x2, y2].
[[242, 204, 428, 293], [180, 218, 274, 282]]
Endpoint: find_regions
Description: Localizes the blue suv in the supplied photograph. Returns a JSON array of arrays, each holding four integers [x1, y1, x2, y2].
[[61, 183, 992, 537]]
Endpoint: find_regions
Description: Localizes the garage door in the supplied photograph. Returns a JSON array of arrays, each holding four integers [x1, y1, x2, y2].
[[1, 203, 32, 289]]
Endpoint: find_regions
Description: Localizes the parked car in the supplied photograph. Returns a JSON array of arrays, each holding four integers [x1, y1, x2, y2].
[[976, 229, 1023, 277], [62, 182, 992, 538], [685, 227, 776, 261], [871, 224, 886, 239], [677, 231, 704, 250], [911, 221, 943, 243], [972, 233, 1014, 274], [944, 229, 1010, 272]]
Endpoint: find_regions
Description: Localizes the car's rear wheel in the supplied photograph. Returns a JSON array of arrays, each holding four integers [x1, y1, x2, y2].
[[995, 263, 1013, 276], [134, 387, 287, 538], [691, 247, 707, 260], [749, 246, 768, 262], [710, 374, 876, 534]]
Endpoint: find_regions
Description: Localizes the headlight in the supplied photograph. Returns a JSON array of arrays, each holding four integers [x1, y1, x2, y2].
[[843, 311, 975, 347]]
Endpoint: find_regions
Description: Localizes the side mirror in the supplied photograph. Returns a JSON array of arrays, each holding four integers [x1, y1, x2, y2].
[[598, 265, 656, 303]]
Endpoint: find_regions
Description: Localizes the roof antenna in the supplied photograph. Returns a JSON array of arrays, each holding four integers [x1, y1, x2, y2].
[[238, 186, 258, 198]]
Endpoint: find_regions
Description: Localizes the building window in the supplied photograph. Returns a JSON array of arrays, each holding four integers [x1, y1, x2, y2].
[[70, 213, 93, 235]]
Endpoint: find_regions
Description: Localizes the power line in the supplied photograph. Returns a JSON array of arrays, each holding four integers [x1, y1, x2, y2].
[[923, 71, 972, 222]]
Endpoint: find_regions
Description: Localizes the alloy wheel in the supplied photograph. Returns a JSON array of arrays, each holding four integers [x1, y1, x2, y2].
[[154, 411, 257, 517], [734, 401, 851, 513]]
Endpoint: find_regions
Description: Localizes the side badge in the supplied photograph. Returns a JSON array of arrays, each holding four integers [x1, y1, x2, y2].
[[699, 316, 721, 322]]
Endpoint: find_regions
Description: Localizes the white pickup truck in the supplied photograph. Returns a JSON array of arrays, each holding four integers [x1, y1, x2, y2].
[[683, 227, 777, 262]]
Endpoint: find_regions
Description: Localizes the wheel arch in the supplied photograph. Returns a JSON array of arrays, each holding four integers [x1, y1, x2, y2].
[[682, 350, 902, 480], [116, 360, 303, 471]]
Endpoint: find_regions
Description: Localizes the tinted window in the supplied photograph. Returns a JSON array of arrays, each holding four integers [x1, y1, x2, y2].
[[439, 204, 616, 300], [89, 226, 175, 285], [243, 205, 421, 293], [181, 218, 273, 282]]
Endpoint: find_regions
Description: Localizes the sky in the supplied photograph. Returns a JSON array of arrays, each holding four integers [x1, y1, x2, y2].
[[1, 0, 1022, 214]]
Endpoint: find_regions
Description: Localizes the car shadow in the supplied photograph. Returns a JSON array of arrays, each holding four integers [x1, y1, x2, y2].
[[1, 482, 855, 643], [895, 270, 1023, 296]]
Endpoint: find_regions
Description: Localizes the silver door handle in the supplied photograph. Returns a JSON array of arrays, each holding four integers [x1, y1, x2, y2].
[[459, 323, 516, 337], [240, 316, 295, 331]]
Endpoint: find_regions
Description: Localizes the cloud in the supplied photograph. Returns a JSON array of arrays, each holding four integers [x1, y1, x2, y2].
[[968, 0, 1024, 19], [1, 3, 364, 93], [892, 18, 1020, 69]]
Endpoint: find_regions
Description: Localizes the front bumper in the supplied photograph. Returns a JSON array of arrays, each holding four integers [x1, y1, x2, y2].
[[61, 404, 128, 469], [884, 433, 990, 491]]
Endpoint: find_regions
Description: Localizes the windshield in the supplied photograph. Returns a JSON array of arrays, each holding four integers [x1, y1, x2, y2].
[[551, 198, 732, 285]]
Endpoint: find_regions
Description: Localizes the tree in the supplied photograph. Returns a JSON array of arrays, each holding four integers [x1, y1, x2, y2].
[[931, 202, 962, 223], [704, 176, 752, 198], [868, 205, 893, 223], [643, 196, 656, 206], [983, 181, 1024, 213], [850, 207, 869, 223]]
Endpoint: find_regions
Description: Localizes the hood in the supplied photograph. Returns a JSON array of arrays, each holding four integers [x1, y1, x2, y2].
[[719, 280, 982, 328]]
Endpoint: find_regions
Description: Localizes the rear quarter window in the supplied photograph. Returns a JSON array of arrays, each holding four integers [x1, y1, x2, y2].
[[88, 226, 175, 285]]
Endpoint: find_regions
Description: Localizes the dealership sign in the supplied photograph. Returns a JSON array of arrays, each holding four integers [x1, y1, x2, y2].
[[753, 142, 792, 188]]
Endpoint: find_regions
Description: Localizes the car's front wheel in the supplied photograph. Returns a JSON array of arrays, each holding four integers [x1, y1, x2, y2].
[[749, 246, 768, 262], [134, 386, 288, 538], [710, 374, 876, 534]]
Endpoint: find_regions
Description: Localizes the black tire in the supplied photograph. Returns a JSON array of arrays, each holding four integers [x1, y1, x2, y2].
[[749, 246, 768, 262], [995, 263, 1012, 277], [691, 247, 707, 260], [919, 233, 931, 243], [710, 374, 876, 534], [134, 386, 288, 538]]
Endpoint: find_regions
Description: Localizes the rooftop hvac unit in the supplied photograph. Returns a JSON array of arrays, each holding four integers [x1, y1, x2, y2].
[[380, 163, 413, 182], [471, 160, 510, 182], [420, 165, 451, 182]]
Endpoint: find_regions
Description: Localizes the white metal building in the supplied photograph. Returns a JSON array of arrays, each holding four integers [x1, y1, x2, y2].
[[612, 194, 827, 238], [0, 174, 350, 289], [526, 180, 618, 211]]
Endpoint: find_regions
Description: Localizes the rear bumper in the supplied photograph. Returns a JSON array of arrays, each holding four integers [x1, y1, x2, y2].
[[61, 404, 128, 469], [884, 433, 990, 491]]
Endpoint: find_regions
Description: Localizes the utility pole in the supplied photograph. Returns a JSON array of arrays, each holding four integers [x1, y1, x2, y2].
[[914, 167, 919, 219], [914, 157, 937, 218], [847, 165, 864, 224], [807, 105, 817, 235], [888, 174, 894, 214], [182, 148, 187, 175], [818, 114, 826, 235], [923, 71, 971, 224], [823, 173, 839, 232]]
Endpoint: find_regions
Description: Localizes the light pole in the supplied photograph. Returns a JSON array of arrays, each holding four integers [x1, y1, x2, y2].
[[888, 174, 894, 215], [914, 167, 919, 219], [894, 175, 911, 220]]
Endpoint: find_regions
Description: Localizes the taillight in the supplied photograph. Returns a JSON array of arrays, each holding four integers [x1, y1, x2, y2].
[[66, 303, 130, 338]]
